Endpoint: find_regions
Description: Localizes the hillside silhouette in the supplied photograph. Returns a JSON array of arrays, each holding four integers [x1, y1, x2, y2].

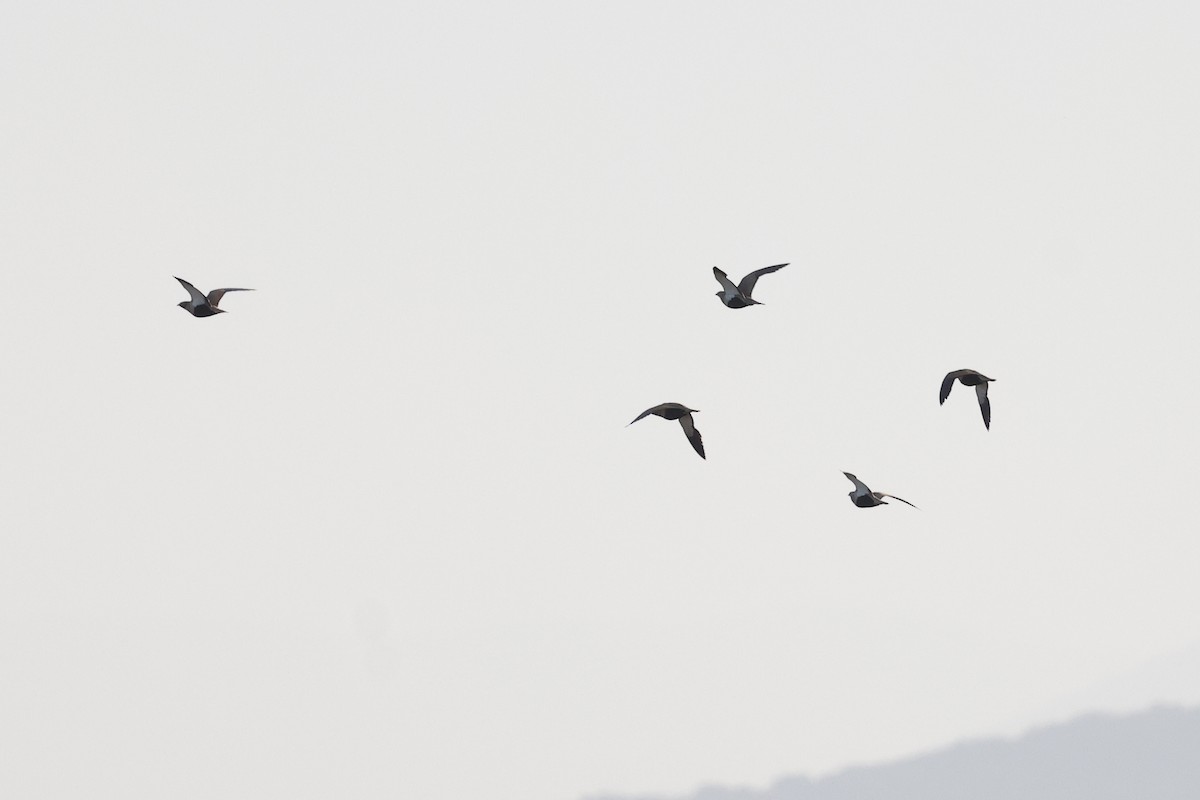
[[585, 705, 1200, 800]]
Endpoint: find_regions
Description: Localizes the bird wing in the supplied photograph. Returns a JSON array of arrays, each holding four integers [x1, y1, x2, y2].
[[175, 277, 208, 306], [712, 267, 740, 294], [975, 381, 991, 430], [939, 370, 970, 404], [678, 413, 705, 459], [877, 492, 919, 509], [737, 263, 787, 297], [628, 404, 667, 426], [207, 288, 253, 308], [843, 472, 871, 497]]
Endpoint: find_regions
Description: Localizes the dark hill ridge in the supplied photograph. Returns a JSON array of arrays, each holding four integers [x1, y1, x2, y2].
[[584, 705, 1200, 800]]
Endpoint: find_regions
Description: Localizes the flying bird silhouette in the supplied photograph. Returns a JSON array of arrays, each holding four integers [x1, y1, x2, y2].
[[939, 369, 996, 430], [175, 277, 253, 317], [712, 263, 788, 308], [628, 403, 705, 459], [843, 472, 918, 509]]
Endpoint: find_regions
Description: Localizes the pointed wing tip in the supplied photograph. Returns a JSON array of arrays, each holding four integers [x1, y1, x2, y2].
[[628, 407, 657, 426], [882, 493, 919, 509]]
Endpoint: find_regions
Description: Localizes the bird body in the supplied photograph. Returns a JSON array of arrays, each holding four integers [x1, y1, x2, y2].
[[713, 263, 787, 308], [628, 403, 705, 459], [843, 472, 917, 509], [175, 277, 253, 317], [939, 369, 995, 429]]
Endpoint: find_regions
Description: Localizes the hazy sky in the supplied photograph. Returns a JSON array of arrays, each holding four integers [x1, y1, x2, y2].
[[2, 2, 1199, 799]]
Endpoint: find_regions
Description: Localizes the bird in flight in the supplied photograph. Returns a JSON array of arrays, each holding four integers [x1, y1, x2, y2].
[[712, 263, 788, 308], [628, 403, 705, 459], [939, 369, 996, 430], [843, 472, 918, 509], [175, 277, 254, 317]]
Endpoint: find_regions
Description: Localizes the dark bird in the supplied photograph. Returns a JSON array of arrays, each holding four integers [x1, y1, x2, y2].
[[713, 263, 788, 308], [628, 403, 705, 459], [175, 277, 253, 317], [939, 369, 996, 430], [843, 472, 918, 509]]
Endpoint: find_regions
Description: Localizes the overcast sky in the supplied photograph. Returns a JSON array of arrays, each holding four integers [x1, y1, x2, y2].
[[2, 2, 1199, 799]]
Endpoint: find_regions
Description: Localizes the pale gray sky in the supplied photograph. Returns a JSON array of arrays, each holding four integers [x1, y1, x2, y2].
[[2, 2, 1199, 799]]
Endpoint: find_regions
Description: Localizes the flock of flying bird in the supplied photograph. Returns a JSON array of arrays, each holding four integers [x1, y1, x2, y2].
[[175, 267, 996, 510], [618, 264, 997, 510]]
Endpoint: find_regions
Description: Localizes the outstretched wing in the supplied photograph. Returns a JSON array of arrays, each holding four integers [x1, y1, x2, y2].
[[939, 370, 967, 404], [678, 413, 705, 459], [712, 267, 739, 295], [975, 382, 991, 430], [628, 404, 666, 426], [737, 263, 787, 298], [207, 288, 253, 308], [843, 471, 871, 497], [175, 276, 208, 305], [877, 492, 919, 509]]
